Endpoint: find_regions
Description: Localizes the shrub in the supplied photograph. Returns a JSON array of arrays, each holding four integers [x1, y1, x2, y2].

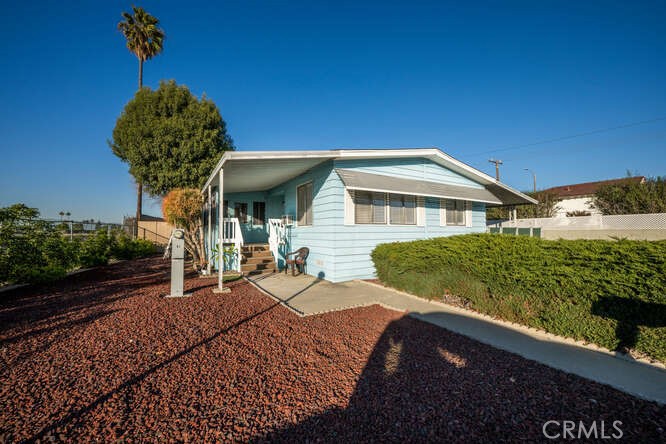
[[371, 234, 666, 363], [80, 229, 157, 267], [1, 204, 159, 285], [79, 230, 115, 267], [111, 232, 156, 259], [0, 204, 78, 284]]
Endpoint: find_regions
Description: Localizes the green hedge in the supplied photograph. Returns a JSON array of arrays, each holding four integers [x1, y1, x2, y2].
[[371, 234, 666, 363]]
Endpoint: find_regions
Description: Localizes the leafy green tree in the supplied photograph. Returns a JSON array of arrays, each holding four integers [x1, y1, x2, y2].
[[592, 177, 666, 215], [110, 80, 234, 196], [118, 5, 165, 231]]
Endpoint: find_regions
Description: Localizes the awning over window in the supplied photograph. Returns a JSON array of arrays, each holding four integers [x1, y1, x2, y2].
[[335, 169, 505, 205]]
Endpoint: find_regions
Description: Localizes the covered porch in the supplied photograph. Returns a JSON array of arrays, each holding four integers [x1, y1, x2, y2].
[[201, 151, 334, 290]]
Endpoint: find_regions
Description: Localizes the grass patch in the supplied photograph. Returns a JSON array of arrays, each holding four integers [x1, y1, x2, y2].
[[371, 234, 666, 363]]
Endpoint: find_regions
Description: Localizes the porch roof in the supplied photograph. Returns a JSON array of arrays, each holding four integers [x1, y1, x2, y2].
[[202, 148, 537, 205]]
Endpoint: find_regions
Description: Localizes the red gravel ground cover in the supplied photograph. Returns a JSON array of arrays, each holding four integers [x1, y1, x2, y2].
[[1, 257, 664, 443]]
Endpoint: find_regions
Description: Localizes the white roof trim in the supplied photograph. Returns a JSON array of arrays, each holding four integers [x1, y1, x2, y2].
[[202, 148, 536, 205]]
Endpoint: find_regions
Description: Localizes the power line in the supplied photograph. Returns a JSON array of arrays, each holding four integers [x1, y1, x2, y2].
[[467, 116, 666, 157]]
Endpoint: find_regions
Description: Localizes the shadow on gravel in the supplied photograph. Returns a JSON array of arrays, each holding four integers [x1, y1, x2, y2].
[[0, 259, 169, 336], [247, 274, 323, 315], [255, 315, 665, 443], [0, 259, 171, 374], [21, 281, 309, 444]]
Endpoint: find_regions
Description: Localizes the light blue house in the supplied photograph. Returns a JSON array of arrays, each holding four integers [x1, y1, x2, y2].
[[201, 148, 535, 288]]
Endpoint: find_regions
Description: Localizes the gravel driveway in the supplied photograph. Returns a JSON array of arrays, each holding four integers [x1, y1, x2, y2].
[[0, 257, 663, 442]]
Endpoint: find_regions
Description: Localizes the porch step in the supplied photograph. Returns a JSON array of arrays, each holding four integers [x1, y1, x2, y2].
[[241, 250, 273, 260], [243, 256, 275, 265], [241, 244, 270, 254], [241, 243, 276, 275], [241, 262, 276, 274]]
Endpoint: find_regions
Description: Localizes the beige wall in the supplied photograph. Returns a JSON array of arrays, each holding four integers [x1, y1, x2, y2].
[[137, 220, 174, 244]]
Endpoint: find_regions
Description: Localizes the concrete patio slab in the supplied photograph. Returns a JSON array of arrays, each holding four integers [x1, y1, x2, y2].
[[246, 272, 666, 404]]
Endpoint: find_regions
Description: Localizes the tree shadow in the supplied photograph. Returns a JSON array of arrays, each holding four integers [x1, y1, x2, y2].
[[0, 258, 170, 336], [0, 258, 173, 372], [20, 280, 308, 444], [254, 313, 665, 443], [591, 296, 666, 354]]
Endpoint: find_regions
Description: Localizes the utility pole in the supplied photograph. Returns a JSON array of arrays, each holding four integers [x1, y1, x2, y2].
[[488, 158, 503, 180]]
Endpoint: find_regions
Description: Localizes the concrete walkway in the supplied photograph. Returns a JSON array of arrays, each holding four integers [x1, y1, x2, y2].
[[247, 272, 666, 404]]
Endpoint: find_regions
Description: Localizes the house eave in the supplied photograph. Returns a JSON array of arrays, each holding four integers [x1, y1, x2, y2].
[[201, 148, 536, 206]]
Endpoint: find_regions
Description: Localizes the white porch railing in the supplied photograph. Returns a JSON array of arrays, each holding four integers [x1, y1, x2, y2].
[[222, 217, 244, 272], [268, 218, 287, 267]]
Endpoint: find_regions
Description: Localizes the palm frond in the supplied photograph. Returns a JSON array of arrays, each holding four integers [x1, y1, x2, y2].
[[117, 6, 165, 60]]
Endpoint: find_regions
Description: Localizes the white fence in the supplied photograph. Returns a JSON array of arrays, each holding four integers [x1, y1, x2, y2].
[[488, 213, 666, 240], [488, 213, 666, 230]]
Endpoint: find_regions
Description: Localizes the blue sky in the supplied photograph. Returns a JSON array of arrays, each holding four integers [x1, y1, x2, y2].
[[1, 0, 664, 222]]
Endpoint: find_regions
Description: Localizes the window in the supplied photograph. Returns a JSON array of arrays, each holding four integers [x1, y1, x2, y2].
[[355, 191, 386, 224], [222, 200, 229, 218], [297, 182, 313, 226], [389, 194, 416, 225], [253, 201, 266, 225], [235, 202, 248, 224], [444, 199, 466, 226]]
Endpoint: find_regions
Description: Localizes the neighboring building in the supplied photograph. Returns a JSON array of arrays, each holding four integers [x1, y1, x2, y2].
[[544, 177, 646, 218], [137, 214, 173, 245], [201, 148, 535, 285]]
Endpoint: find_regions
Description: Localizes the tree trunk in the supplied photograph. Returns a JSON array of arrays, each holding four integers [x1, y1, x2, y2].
[[138, 58, 143, 89], [133, 57, 145, 239], [135, 181, 142, 237]]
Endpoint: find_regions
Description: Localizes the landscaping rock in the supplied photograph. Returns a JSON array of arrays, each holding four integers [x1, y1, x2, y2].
[[0, 257, 663, 442]]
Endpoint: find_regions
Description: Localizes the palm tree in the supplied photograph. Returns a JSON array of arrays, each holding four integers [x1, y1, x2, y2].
[[118, 6, 165, 235], [118, 6, 165, 89]]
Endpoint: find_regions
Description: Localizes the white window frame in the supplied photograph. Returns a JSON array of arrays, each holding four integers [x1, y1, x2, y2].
[[353, 190, 387, 224], [440, 199, 472, 227], [296, 181, 313, 227], [348, 189, 423, 226]]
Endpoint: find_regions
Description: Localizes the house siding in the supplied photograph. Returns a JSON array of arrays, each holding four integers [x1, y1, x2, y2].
[[266, 161, 340, 280], [212, 156, 488, 282], [328, 159, 486, 282]]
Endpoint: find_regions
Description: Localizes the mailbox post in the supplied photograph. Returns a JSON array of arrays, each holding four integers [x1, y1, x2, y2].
[[167, 229, 191, 298]]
